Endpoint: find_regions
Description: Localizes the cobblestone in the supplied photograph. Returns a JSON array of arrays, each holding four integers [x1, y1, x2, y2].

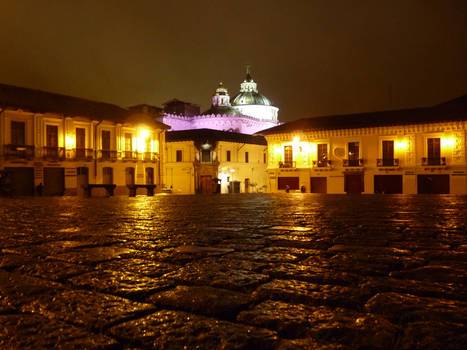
[[0, 193, 466, 349]]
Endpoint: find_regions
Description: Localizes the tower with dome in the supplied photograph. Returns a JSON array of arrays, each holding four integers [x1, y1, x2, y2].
[[159, 68, 280, 134]]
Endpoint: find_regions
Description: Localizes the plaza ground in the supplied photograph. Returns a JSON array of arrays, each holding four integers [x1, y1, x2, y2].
[[0, 194, 466, 349]]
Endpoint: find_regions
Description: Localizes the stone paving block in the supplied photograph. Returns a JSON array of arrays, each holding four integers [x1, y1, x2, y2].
[[0, 270, 63, 309], [148, 285, 252, 319], [155, 245, 235, 263], [0, 314, 118, 349], [252, 279, 371, 309], [328, 252, 425, 276], [267, 235, 331, 249], [96, 258, 178, 277], [390, 265, 467, 284], [238, 300, 398, 348], [361, 276, 467, 300], [276, 338, 349, 349], [395, 321, 467, 350], [227, 250, 299, 263], [263, 263, 361, 286], [0, 252, 35, 269], [51, 246, 137, 264], [328, 244, 412, 256], [68, 270, 175, 299], [163, 259, 270, 291], [365, 292, 467, 324], [20, 289, 156, 331], [14, 260, 91, 281], [108, 309, 279, 349]]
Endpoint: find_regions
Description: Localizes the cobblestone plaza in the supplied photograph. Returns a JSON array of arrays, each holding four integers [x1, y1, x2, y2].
[[1, 194, 466, 349]]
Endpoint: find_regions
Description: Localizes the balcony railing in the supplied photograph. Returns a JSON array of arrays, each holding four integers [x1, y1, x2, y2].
[[343, 158, 364, 167], [312, 159, 332, 168], [98, 150, 119, 162], [122, 151, 138, 161], [279, 161, 296, 168], [143, 152, 158, 162], [422, 157, 446, 166], [42, 147, 65, 161], [66, 148, 94, 161], [377, 158, 399, 167], [3, 145, 35, 160]]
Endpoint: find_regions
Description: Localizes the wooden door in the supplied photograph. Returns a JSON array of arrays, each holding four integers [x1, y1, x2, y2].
[[310, 177, 327, 193], [345, 174, 363, 194]]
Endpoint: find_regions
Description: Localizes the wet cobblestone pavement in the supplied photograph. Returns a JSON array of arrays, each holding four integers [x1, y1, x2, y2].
[[0, 194, 466, 349]]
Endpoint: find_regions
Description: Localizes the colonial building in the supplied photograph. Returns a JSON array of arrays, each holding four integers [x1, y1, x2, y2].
[[0, 84, 169, 196], [164, 129, 268, 194], [159, 69, 280, 135], [260, 95, 467, 194]]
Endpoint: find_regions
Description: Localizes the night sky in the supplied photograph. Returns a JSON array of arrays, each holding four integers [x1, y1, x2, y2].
[[0, 0, 465, 122]]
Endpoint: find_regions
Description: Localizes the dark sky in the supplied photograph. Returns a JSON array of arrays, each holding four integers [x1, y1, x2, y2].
[[0, 0, 465, 122]]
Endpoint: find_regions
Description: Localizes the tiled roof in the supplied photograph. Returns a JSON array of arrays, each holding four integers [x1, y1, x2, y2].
[[166, 128, 267, 147], [259, 95, 467, 135], [0, 83, 129, 121]]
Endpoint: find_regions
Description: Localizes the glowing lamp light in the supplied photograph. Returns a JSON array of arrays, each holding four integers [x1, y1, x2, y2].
[[293, 136, 300, 144], [65, 135, 75, 149], [441, 137, 455, 149], [395, 140, 408, 151], [137, 127, 151, 153]]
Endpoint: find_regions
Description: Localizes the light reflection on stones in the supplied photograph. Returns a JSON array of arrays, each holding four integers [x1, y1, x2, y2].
[[0, 194, 466, 348]]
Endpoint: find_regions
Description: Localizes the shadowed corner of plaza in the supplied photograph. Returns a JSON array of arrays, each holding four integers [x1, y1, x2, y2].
[[0, 194, 466, 349]]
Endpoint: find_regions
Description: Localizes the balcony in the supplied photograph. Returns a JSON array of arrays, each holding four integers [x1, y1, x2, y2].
[[98, 150, 118, 162], [3, 145, 35, 160], [377, 158, 399, 167], [122, 151, 138, 161], [279, 161, 296, 168], [66, 148, 94, 161], [42, 147, 65, 161], [343, 159, 364, 167], [312, 159, 332, 168], [422, 157, 446, 166], [143, 152, 158, 162]]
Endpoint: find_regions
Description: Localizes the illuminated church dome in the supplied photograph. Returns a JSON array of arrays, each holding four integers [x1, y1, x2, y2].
[[231, 67, 279, 122], [159, 68, 280, 134], [232, 71, 272, 106], [202, 82, 241, 116]]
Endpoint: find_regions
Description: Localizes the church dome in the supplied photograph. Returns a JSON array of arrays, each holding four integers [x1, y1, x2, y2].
[[231, 68, 272, 106], [232, 91, 272, 106]]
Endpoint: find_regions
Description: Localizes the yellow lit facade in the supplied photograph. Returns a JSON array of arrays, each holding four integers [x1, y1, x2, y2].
[[0, 86, 169, 196], [263, 101, 467, 194]]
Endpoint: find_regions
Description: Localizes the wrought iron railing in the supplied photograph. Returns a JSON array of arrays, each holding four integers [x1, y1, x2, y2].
[[42, 147, 65, 161], [279, 161, 296, 168], [143, 152, 158, 162], [343, 158, 364, 167], [3, 145, 35, 160], [377, 158, 399, 167], [98, 150, 119, 161], [66, 148, 94, 161], [312, 159, 332, 168], [122, 151, 138, 161], [422, 157, 446, 166]]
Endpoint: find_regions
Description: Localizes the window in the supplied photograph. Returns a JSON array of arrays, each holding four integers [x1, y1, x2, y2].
[[226, 150, 231, 162], [76, 128, 86, 160], [245, 151, 249, 163], [317, 144, 328, 167], [46, 125, 59, 158], [124, 133, 132, 151], [264, 152, 266, 164], [284, 145, 293, 166], [201, 150, 211, 162], [347, 142, 359, 166], [382, 140, 394, 166], [427, 138, 441, 165], [101, 130, 111, 160], [176, 150, 182, 162], [11, 121, 25, 145]]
